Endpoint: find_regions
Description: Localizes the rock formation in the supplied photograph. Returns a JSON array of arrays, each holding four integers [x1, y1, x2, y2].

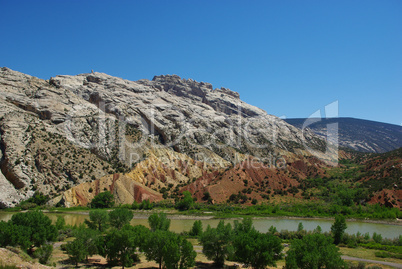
[[0, 67, 337, 207]]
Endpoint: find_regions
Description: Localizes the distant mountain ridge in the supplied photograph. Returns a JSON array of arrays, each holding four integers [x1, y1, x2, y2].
[[285, 117, 402, 153]]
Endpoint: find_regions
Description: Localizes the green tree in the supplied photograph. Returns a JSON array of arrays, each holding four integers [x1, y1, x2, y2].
[[85, 209, 109, 232], [139, 199, 154, 210], [101, 225, 146, 268], [109, 208, 134, 230], [90, 191, 115, 208], [176, 191, 194, 211], [233, 230, 283, 269], [331, 215, 347, 245], [55, 216, 66, 230], [200, 220, 233, 267], [268, 225, 278, 234], [297, 222, 304, 232], [10, 211, 57, 253], [285, 233, 345, 269], [336, 186, 354, 207], [66, 238, 87, 266], [23, 192, 49, 206], [66, 227, 101, 266], [189, 220, 203, 237], [233, 218, 283, 269], [142, 230, 196, 269], [179, 238, 197, 269], [74, 226, 100, 260], [148, 213, 171, 232], [233, 217, 253, 234], [372, 232, 383, 243], [0, 221, 30, 250], [314, 225, 322, 234]]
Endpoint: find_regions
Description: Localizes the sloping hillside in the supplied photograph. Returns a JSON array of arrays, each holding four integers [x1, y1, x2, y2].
[[356, 148, 402, 208], [285, 117, 402, 153], [0, 67, 337, 208]]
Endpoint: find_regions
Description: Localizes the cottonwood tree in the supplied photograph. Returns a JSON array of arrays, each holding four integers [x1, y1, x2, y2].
[[200, 220, 233, 267], [85, 209, 109, 231], [285, 233, 345, 269], [179, 238, 197, 269], [66, 238, 87, 266], [109, 208, 134, 230], [233, 218, 283, 269], [189, 220, 203, 237], [75, 226, 100, 260], [10, 211, 57, 254], [331, 215, 347, 245], [148, 212, 171, 231], [234, 230, 283, 269], [233, 217, 253, 234], [101, 225, 148, 268], [66, 226, 101, 266], [142, 230, 196, 269], [90, 191, 115, 208]]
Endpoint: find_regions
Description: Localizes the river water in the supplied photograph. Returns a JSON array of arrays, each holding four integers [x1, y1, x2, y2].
[[0, 211, 401, 239]]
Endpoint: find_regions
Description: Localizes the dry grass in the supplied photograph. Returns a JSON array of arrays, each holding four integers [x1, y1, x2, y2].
[[340, 247, 401, 268], [344, 260, 394, 269], [0, 248, 50, 269]]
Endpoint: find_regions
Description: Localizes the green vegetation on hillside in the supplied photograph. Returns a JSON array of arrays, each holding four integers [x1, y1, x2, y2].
[[4, 150, 401, 222]]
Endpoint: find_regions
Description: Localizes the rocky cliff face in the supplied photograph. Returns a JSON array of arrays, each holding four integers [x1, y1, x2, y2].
[[0, 67, 336, 207], [285, 117, 402, 153]]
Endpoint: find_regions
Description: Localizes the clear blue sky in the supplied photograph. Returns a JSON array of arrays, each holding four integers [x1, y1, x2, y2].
[[1, 0, 401, 125]]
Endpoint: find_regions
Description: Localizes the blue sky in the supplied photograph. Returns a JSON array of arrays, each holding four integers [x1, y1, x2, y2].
[[1, 0, 401, 125]]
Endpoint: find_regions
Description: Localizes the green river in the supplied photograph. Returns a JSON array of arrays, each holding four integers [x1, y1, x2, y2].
[[0, 211, 401, 239]]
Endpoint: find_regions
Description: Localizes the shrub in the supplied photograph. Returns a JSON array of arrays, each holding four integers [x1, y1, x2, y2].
[[139, 199, 153, 210], [285, 233, 345, 269], [0, 264, 18, 269], [189, 220, 203, 237], [176, 191, 194, 211], [372, 232, 383, 244], [375, 251, 402, 259], [90, 191, 114, 208], [34, 244, 53, 264]]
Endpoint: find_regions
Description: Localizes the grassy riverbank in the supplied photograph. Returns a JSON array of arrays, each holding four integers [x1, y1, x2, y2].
[[3, 199, 402, 221]]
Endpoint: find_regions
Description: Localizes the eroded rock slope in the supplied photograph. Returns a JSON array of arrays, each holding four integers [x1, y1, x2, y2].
[[0, 67, 335, 207]]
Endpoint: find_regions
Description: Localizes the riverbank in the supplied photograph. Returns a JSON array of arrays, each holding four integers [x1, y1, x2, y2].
[[2, 208, 402, 226], [32, 209, 402, 226]]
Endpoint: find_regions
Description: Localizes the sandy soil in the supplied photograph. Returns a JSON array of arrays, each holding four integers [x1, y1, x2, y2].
[[0, 247, 51, 269]]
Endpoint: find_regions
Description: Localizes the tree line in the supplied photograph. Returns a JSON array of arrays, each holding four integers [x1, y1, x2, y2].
[[1, 207, 400, 268], [64, 209, 196, 269]]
